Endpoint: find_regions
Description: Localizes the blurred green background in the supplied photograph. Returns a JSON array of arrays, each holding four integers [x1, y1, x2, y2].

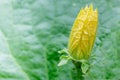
[[0, 0, 120, 80]]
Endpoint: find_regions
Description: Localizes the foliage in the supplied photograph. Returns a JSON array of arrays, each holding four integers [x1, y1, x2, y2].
[[0, 0, 120, 80]]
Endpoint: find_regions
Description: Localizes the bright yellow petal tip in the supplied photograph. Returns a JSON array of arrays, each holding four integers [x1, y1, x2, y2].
[[68, 4, 98, 60]]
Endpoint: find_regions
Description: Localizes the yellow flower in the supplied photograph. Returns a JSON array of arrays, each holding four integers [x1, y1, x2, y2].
[[68, 4, 98, 60]]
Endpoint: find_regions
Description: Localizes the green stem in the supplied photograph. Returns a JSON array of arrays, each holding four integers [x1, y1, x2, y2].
[[72, 60, 84, 80]]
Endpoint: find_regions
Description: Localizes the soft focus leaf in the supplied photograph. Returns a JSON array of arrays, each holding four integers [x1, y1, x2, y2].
[[0, 0, 120, 80]]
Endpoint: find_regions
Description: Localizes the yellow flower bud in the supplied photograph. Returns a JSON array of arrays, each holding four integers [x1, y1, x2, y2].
[[68, 4, 98, 60]]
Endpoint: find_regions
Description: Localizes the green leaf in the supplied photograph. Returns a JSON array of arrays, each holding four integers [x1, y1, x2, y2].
[[81, 63, 90, 74], [58, 58, 68, 66], [0, 0, 120, 80], [58, 55, 70, 66], [58, 48, 69, 54], [0, 1, 48, 80]]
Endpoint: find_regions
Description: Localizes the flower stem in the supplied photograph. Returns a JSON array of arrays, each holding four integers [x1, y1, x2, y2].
[[72, 60, 84, 80]]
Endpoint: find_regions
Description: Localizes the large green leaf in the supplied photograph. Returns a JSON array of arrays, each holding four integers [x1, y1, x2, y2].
[[0, 0, 120, 80]]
